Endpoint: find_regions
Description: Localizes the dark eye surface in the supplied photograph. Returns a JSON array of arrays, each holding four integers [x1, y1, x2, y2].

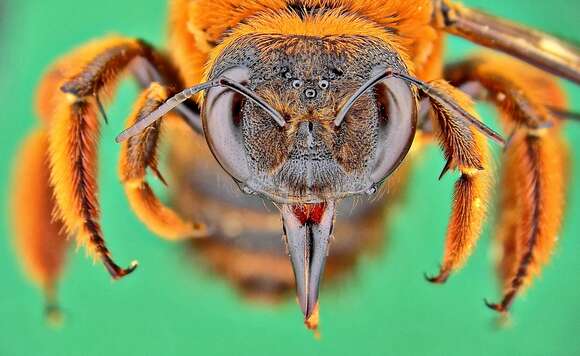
[[335, 68, 417, 186], [203, 67, 252, 184], [368, 75, 417, 184]]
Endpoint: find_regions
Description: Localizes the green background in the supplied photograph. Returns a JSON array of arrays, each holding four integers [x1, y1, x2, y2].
[[1, 1, 579, 355]]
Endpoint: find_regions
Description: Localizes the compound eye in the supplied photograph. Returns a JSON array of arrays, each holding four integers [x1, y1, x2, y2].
[[369, 74, 417, 184], [202, 67, 252, 183]]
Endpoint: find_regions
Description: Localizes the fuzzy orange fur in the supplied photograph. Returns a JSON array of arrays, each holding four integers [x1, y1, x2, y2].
[[484, 57, 568, 309], [11, 131, 68, 312], [169, 0, 441, 88], [119, 83, 206, 239], [36, 37, 147, 273], [426, 80, 491, 282], [48, 96, 103, 257], [36, 37, 142, 124], [445, 54, 570, 311]]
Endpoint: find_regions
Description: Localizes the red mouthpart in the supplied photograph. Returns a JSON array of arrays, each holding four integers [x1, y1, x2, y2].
[[291, 202, 327, 225]]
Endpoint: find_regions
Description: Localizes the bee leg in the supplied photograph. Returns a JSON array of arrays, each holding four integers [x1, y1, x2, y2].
[[11, 131, 68, 325], [130, 57, 204, 133], [119, 82, 207, 240], [423, 80, 492, 284], [38, 36, 178, 279], [445, 55, 570, 313], [432, 0, 580, 84]]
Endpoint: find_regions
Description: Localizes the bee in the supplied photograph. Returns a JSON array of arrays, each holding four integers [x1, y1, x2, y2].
[[10, 0, 579, 331]]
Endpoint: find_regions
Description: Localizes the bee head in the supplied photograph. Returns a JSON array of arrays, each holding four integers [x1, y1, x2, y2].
[[202, 35, 417, 204], [201, 34, 417, 324]]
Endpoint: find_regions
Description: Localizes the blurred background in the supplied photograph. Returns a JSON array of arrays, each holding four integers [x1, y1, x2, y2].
[[0, 1, 579, 355]]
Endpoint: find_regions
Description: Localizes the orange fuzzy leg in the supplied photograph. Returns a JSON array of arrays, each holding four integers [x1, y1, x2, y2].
[[11, 131, 69, 323], [44, 37, 171, 279], [446, 55, 569, 313], [49, 96, 138, 278], [425, 80, 491, 283], [37, 37, 153, 119], [485, 131, 567, 313], [493, 148, 521, 292], [119, 83, 206, 240]]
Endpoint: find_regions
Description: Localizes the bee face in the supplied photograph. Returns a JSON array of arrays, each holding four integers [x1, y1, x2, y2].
[[203, 36, 418, 204], [201, 36, 418, 320]]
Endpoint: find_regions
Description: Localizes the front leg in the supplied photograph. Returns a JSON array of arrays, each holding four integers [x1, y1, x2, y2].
[[11, 131, 68, 323], [119, 82, 207, 239], [445, 54, 570, 313], [423, 80, 492, 283], [39, 36, 181, 278]]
